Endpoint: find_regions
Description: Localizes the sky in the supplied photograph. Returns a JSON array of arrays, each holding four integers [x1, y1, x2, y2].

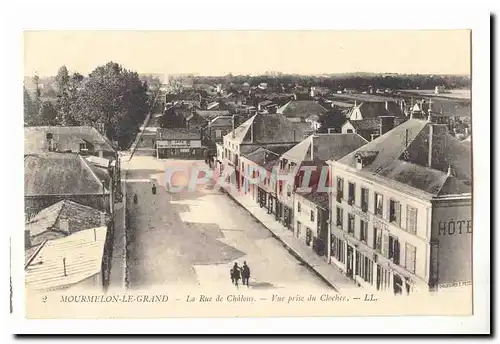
[[23, 30, 471, 78]]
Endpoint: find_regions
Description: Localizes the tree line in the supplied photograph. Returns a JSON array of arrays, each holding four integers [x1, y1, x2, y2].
[[24, 62, 160, 149], [180, 73, 470, 91]]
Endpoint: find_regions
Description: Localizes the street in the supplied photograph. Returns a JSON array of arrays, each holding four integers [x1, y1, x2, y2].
[[122, 155, 329, 291]]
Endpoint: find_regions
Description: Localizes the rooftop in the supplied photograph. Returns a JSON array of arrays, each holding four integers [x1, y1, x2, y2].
[[297, 190, 330, 210], [349, 101, 405, 120], [24, 126, 117, 155], [277, 100, 328, 119], [26, 200, 109, 237], [335, 119, 472, 197], [282, 133, 367, 163], [24, 153, 110, 196], [227, 113, 310, 144], [25, 226, 107, 292], [157, 128, 201, 141]]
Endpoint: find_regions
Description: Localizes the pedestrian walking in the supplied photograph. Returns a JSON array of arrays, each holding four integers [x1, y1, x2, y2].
[[231, 263, 241, 288], [152, 183, 157, 195], [133, 193, 138, 204], [242, 261, 251, 287]]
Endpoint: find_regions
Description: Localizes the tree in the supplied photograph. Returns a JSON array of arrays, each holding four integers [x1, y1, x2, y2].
[[69, 61, 148, 148], [39, 101, 59, 125], [55, 66, 71, 125], [317, 107, 349, 133], [24, 87, 37, 126]]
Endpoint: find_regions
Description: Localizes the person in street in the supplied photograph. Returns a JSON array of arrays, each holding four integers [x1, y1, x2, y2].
[[241, 261, 251, 287], [231, 263, 241, 288], [133, 193, 138, 204], [152, 183, 157, 195]]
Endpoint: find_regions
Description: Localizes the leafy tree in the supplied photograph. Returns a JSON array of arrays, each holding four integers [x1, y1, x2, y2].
[[39, 101, 59, 125], [317, 107, 349, 133], [69, 61, 148, 148], [24, 87, 37, 126]]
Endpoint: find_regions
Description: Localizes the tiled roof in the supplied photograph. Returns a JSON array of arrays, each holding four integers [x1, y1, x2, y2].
[[25, 226, 107, 291], [24, 153, 110, 196], [347, 117, 408, 131], [242, 144, 295, 165], [350, 101, 405, 119], [24, 126, 117, 155], [297, 190, 330, 209], [336, 119, 472, 196], [156, 128, 201, 140], [282, 133, 367, 163], [26, 200, 109, 237], [413, 99, 471, 118], [277, 100, 328, 118], [227, 113, 309, 144]]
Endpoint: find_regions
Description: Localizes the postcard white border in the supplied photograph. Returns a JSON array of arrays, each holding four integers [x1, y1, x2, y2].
[[2, 0, 491, 336]]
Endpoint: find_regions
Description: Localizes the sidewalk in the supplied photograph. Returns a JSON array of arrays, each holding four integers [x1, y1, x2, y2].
[[109, 180, 128, 289], [222, 186, 359, 292]]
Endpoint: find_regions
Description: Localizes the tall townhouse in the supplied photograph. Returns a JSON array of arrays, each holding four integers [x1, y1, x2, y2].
[[215, 113, 309, 190], [327, 119, 472, 295], [277, 133, 367, 231]]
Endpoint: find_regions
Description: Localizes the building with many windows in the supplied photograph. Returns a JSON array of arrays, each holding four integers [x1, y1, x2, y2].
[[327, 119, 472, 295]]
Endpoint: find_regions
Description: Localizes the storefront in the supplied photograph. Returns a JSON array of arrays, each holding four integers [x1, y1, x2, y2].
[[157, 147, 205, 159]]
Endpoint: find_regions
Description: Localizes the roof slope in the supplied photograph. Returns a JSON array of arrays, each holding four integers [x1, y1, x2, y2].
[[25, 226, 107, 291], [24, 153, 109, 196], [337, 119, 471, 196], [24, 126, 117, 154], [228, 113, 309, 144], [283, 133, 367, 163], [278, 100, 328, 118], [350, 101, 405, 120], [26, 200, 109, 237]]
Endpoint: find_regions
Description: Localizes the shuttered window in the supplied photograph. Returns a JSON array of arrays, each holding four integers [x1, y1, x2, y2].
[[374, 193, 384, 217], [405, 243, 417, 274], [389, 200, 401, 226], [406, 206, 418, 234]]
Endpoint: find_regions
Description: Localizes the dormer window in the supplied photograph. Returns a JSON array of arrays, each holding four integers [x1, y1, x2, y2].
[[354, 151, 378, 169], [79, 142, 88, 151]]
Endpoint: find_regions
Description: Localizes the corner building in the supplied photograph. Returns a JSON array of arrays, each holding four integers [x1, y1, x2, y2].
[[327, 119, 472, 294]]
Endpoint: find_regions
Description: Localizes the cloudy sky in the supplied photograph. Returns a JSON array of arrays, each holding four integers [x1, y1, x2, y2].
[[24, 30, 471, 77]]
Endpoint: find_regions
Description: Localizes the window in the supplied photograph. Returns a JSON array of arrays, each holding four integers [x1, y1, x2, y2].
[[388, 235, 400, 265], [310, 210, 315, 222], [287, 184, 292, 197], [336, 207, 343, 228], [406, 206, 418, 235], [297, 202, 301, 213], [374, 193, 384, 217], [355, 252, 374, 284], [336, 177, 344, 200], [347, 213, 355, 234], [389, 200, 401, 226], [361, 187, 369, 212], [360, 219, 368, 243], [405, 243, 417, 274], [296, 221, 302, 237], [348, 182, 355, 205], [79, 143, 87, 151], [331, 235, 345, 263], [373, 227, 382, 252], [306, 228, 312, 246], [346, 129, 353, 133]]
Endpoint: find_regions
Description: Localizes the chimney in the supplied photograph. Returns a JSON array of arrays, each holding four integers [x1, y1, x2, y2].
[[379, 116, 395, 135], [385, 100, 389, 111], [232, 115, 235, 138], [447, 165, 454, 177], [428, 124, 433, 167], [292, 129, 296, 142], [60, 218, 69, 233], [428, 123, 448, 170], [354, 100, 357, 107], [400, 99, 404, 112], [24, 230, 31, 249]]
